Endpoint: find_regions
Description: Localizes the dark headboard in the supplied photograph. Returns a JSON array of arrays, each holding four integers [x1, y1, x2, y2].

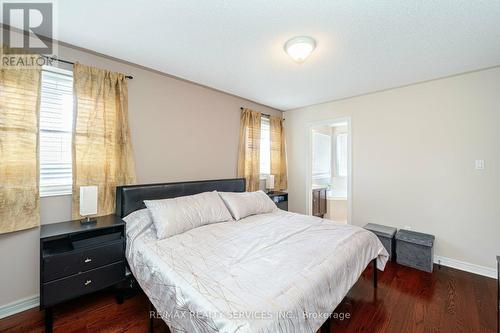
[[115, 178, 246, 217]]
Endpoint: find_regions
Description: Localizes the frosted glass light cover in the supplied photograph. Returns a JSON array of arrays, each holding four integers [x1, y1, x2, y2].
[[80, 186, 98, 216], [284, 36, 316, 63]]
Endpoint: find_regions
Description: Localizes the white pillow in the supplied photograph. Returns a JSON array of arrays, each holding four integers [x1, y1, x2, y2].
[[144, 191, 232, 239], [123, 208, 154, 242], [218, 190, 277, 220]]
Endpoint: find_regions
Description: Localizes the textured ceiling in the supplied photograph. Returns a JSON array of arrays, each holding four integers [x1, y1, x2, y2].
[[32, 1, 500, 109]]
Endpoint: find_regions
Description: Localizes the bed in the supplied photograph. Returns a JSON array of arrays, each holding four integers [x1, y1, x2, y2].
[[116, 178, 389, 333]]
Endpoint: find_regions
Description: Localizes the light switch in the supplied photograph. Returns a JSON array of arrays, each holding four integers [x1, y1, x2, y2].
[[474, 160, 485, 170]]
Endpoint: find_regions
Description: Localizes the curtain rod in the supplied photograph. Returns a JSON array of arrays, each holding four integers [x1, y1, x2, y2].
[[240, 107, 270, 118], [43, 56, 134, 79]]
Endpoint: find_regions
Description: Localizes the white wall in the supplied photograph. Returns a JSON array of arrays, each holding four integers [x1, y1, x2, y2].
[[0, 43, 280, 308], [286, 66, 500, 270]]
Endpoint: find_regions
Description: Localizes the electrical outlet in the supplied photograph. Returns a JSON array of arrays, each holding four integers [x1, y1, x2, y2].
[[475, 160, 485, 170]]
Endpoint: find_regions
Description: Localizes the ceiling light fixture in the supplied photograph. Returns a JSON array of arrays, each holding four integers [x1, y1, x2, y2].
[[284, 36, 316, 63]]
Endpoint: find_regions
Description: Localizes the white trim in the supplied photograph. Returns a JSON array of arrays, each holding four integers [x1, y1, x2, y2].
[[434, 255, 497, 279], [0, 295, 39, 319], [306, 117, 352, 224]]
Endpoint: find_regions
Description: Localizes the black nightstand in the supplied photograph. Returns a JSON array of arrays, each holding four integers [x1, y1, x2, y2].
[[267, 191, 288, 211], [40, 215, 126, 333]]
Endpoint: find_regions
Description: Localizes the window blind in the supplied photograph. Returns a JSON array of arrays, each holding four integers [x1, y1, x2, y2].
[[39, 66, 74, 197], [312, 132, 332, 178], [260, 116, 271, 176], [336, 133, 348, 177]]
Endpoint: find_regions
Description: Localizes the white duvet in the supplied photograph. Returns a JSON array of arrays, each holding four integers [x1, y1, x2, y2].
[[125, 209, 388, 333]]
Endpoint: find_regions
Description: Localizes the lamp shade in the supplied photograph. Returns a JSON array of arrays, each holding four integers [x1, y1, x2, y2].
[[266, 175, 275, 190], [80, 186, 98, 217]]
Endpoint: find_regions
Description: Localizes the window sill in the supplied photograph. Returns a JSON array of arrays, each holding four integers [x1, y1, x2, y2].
[[40, 192, 72, 198]]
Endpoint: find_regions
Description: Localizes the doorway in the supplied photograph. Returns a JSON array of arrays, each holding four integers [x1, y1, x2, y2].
[[306, 117, 352, 224]]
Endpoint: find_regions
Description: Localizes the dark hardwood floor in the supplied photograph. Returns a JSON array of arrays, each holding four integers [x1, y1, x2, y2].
[[0, 262, 496, 332]]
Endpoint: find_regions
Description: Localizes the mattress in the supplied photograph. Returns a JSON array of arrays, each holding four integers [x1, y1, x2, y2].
[[125, 210, 388, 333]]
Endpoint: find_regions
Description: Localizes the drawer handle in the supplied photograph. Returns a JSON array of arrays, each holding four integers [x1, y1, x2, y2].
[[84, 258, 92, 263], [84, 280, 92, 286]]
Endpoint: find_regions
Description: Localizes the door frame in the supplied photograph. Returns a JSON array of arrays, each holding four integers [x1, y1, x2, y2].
[[305, 116, 352, 224]]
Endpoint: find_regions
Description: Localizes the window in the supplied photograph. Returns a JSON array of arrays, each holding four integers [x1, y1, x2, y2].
[[336, 133, 348, 177], [312, 132, 331, 179], [39, 66, 74, 197], [259, 116, 271, 176]]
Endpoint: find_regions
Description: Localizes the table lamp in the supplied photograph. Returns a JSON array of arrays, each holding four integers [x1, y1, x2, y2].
[[80, 186, 98, 225], [266, 175, 275, 193]]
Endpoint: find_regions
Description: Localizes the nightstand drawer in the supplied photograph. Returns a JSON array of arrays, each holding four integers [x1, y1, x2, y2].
[[42, 261, 125, 307], [276, 201, 288, 211], [43, 239, 124, 282]]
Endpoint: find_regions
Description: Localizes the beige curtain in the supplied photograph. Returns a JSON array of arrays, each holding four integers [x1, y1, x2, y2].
[[237, 108, 261, 191], [0, 47, 41, 234], [270, 116, 287, 191], [72, 63, 136, 219]]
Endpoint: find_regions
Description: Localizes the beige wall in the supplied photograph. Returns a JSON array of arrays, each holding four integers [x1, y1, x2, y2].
[[286, 66, 500, 270], [0, 44, 280, 308]]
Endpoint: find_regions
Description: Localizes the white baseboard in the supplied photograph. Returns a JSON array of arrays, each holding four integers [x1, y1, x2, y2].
[[0, 295, 39, 320], [434, 255, 497, 279]]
